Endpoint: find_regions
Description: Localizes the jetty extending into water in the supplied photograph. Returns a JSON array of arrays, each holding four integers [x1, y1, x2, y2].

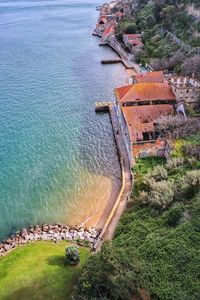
[[101, 59, 122, 64]]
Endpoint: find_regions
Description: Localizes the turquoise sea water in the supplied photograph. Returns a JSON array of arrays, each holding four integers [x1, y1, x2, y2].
[[0, 0, 127, 240]]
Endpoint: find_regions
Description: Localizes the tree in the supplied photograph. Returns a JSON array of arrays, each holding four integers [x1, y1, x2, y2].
[[124, 25, 136, 34], [181, 55, 200, 81], [78, 240, 140, 299], [65, 245, 80, 265], [154, 115, 200, 139], [139, 180, 174, 209]]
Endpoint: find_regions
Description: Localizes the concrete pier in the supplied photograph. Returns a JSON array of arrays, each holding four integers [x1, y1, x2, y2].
[[101, 59, 122, 64], [95, 102, 110, 112]]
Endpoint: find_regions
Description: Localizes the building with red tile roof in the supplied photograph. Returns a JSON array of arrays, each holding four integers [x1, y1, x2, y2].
[[133, 71, 165, 84], [123, 34, 143, 52], [115, 82, 176, 165], [123, 34, 139, 39], [102, 25, 115, 38], [122, 104, 174, 143], [115, 82, 176, 106]]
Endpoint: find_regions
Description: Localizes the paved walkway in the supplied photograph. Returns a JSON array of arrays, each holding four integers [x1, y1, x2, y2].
[[107, 37, 147, 74], [94, 104, 133, 251]]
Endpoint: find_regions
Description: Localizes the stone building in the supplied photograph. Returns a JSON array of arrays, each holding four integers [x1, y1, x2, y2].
[[95, 16, 108, 35], [123, 34, 143, 53], [115, 82, 176, 165], [164, 75, 200, 107], [115, 82, 176, 107]]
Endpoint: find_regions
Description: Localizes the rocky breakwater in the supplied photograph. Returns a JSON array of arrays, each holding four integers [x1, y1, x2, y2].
[[0, 224, 100, 257]]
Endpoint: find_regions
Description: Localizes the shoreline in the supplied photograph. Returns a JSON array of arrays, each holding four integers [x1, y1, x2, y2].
[[0, 5, 134, 257], [0, 223, 100, 257]]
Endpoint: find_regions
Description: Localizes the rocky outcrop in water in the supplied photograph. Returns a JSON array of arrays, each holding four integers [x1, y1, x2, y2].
[[0, 224, 100, 257]]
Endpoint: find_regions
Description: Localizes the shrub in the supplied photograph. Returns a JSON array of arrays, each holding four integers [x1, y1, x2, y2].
[[83, 240, 90, 247], [65, 245, 80, 265], [154, 115, 200, 139], [138, 190, 149, 205], [183, 170, 200, 187], [146, 165, 168, 181], [124, 25, 136, 34], [139, 180, 174, 209], [76, 238, 82, 245], [187, 158, 197, 168], [150, 180, 174, 209], [166, 157, 184, 170], [165, 205, 184, 226], [78, 240, 140, 299], [182, 144, 200, 159]]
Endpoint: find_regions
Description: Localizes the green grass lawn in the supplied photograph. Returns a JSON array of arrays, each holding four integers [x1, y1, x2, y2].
[[0, 241, 90, 300]]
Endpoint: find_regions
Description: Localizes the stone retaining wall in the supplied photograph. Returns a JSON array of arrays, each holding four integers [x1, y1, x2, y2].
[[0, 224, 100, 257]]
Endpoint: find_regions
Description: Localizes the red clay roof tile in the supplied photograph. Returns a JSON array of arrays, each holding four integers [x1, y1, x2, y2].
[[116, 83, 176, 104], [122, 104, 174, 143], [102, 25, 115, 37], [134, 71, 164, 83]]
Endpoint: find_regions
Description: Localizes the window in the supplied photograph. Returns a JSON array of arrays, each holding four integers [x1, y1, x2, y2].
[[142, 132, 150, 141]]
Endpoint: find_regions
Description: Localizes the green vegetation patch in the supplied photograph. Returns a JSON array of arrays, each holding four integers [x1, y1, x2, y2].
[[78, 152, 200, 299], [0, 241, 89, 300]]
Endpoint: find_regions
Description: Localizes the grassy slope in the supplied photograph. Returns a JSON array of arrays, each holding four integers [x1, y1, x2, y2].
[[0, 241, 89, 300]]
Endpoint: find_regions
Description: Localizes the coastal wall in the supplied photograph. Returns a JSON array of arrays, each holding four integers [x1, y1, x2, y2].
[[0, 224, 100, 257], [94, 104, 133, 251]]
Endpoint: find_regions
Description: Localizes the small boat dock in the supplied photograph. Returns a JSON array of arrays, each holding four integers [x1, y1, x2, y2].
[[95, 102, 112, 112], [101, 59, 122, 64]]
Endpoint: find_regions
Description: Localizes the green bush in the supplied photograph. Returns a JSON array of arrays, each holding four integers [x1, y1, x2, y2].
[[76, 238, 82, 245], [165, 205, 184, 226], [124, 25, 136, 34], [184, 170, 200, 187], [146, 165, 168, 181], [78, 240, 140, 300], [83, 240, 90, 247], [150, 180, 175, 209], [187, 158, 197, 168], [139, 179, 174, 209], [78, 157, 200, 300], [65, 245, 80, 265], [166, 157, 184, 170]]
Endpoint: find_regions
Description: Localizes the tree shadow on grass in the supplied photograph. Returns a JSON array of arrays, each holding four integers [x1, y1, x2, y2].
[[47, 255, 68, 267]]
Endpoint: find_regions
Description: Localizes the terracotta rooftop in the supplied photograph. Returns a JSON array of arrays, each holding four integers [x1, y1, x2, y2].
[[122, 104, 174, 143], [129, 38, 142, 46], [122, 104, 174, 125], [99, 16, 107, 23], [102, 25, 115, 37], [123, 34, 139, 39], [130, 123, 154, 142], [134, 71, 164, 83], [115, 11, 125, 17], [115, 82, 176, 104]]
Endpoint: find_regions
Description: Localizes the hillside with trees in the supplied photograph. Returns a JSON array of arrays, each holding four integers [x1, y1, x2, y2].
[[115, 0, 200, 78]]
